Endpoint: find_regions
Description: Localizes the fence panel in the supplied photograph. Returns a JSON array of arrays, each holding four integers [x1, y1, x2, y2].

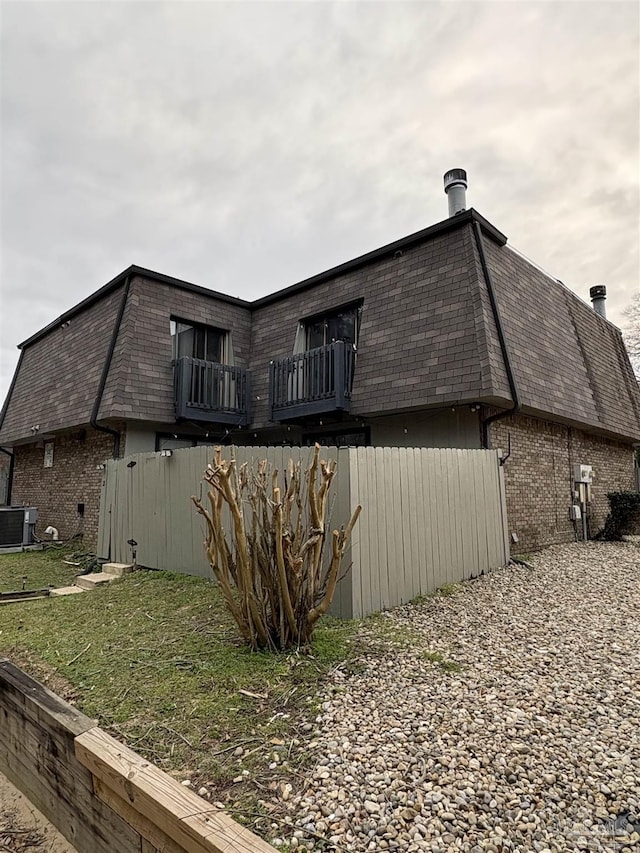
[[98, 445, 509, 618], [346, 447, 509, 617]]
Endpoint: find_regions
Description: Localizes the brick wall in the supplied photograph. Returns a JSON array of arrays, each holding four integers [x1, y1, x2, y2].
[[11, 430, 116, 549], [489, 413, 635, 551]]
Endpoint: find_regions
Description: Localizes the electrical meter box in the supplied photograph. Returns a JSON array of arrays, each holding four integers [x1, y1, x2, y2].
[[573, 464, 593, 484]]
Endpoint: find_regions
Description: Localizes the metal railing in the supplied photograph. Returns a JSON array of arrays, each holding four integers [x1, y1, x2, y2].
[[269, 340, 354, 420], [174, 357, 250, 425]]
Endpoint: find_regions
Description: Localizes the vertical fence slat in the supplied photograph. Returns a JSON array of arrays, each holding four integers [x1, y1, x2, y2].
[[386, 447, 402, 607], [373, 446, 389, 611], [396, 447, 411, 606], [414, 449, 428, 597], [362, 447, 376, 615], [348, 447, 362, 619]]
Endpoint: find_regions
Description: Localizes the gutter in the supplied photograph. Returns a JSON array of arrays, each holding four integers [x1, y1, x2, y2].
[[472, 221, 521, 450], [89, 276, 132, 458]]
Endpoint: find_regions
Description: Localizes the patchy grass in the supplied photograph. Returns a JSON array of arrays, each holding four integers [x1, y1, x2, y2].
[[0, 555, 360, 834], [422, 650, 464, 673], [410, 581, 463, 605], [0, 546, 81, 592], [359, 612, 424, 655]]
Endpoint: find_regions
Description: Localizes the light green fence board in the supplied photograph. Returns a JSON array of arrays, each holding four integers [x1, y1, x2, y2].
[[98, 445, 509, 619]]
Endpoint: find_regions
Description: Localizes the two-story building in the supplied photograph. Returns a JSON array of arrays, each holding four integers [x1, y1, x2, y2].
[[1, 171, 639, 551]]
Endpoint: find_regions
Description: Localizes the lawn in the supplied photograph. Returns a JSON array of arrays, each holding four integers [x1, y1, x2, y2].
[[0, 546, 82, 591], [0, 549, 361, 838]]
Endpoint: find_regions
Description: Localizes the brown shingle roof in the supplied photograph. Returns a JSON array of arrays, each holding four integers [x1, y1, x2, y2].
[[1, 210, 639, 445], [483, 238, 640, 440]]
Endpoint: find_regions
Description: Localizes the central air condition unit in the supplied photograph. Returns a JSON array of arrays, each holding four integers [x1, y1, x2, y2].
[[0, 507, 38, 548]]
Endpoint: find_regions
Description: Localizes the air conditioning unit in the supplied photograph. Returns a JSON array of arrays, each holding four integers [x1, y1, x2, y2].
[[0, 507, 38, 548]]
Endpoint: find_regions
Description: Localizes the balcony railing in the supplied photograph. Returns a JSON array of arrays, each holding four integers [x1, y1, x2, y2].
[[174, 357, 250, 425], [269, 340, 354, 421]]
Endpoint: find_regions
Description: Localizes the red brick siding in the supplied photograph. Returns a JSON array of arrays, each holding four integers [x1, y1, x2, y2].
[[11, 430, 116, 549], [489, 413, 635, 551]]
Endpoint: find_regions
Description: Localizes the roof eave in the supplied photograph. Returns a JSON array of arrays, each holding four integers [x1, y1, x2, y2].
[[251, 209, 507, 309], [18, 265, 253, 350], [16, 211, 507, 348]]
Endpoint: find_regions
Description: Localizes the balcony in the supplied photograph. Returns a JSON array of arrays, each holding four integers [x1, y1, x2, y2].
[[269, 340, 354, 421], [174, 357, 250, 425]]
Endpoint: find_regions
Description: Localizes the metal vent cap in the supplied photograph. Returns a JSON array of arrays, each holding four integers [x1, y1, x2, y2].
[[443, 168, 468, 191]]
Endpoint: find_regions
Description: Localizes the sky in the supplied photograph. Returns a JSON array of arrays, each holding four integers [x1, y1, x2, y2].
[[1, 0, 639, 402]]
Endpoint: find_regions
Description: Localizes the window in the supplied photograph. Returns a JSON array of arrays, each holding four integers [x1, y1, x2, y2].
[[300, 303, 362, 352], [171, 319, 225, 363]]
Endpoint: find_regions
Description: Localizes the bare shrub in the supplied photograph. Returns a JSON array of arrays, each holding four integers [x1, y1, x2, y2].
[[192, 444, 361, 650]]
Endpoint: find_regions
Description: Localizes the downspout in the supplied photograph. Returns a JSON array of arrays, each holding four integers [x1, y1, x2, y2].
[[90, 275, 132, 458], [472, 221, 520, 450], [0, 447, 14, 505]]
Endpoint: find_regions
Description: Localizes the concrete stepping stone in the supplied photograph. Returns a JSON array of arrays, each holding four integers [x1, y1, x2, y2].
[[50, 586, 86, 596], [75, 572, 115, 590], [102, 562, 134, 577]]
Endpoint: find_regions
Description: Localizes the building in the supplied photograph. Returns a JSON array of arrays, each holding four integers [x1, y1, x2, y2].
[[1, 170, 638, 551]]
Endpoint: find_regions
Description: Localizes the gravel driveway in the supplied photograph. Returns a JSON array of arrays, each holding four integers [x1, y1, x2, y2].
[[281, 542, 640, 853]]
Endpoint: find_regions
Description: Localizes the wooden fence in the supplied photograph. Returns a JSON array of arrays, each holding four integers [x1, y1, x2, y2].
[[98, 445, 509, 618], [0, 659, 275, 853]]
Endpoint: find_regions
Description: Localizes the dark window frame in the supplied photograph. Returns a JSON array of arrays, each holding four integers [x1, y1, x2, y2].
[[300, 300, 363, 351], [170, 316, 228, 364]]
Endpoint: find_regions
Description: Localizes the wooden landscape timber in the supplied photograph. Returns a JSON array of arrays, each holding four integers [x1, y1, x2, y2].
[[0, 588, 51, 603], [0, 659, 276, 853]]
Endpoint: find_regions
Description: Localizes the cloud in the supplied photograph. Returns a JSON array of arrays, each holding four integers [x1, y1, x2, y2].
[[1, 0, 638, 401]]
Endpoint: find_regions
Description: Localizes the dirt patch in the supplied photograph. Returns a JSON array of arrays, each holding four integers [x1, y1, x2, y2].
[[0, 772, 77, 852], [2, 648, 80, 705]]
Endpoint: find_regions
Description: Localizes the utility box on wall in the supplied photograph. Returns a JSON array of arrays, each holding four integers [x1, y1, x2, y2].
[[573, 464, 594, 484]]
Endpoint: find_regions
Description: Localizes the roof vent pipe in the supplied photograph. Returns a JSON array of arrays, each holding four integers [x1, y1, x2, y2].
[[443, 168, 468, 217], [590, 285, 607, 319]]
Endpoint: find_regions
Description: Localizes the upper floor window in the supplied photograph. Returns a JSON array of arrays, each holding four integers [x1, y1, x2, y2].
[[299, 303, 362, 352], [171, 319, 228, 363]]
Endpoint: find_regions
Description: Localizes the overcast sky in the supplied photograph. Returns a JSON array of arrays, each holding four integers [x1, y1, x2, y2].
[[1, 0, 638, 402]]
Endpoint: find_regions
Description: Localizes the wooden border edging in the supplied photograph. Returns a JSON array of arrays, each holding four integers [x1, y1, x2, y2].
[[75, 727, 275, 853], [0, 659, 276, 853]]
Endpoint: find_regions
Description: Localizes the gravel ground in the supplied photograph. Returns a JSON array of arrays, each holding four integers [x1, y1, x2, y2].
[[276, 542, 640, 853]]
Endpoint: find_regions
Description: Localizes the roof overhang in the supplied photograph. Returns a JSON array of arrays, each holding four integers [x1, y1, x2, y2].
[[17, 209, 507, 350]]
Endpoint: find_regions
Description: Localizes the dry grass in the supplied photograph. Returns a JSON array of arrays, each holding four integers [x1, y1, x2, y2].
[[0, 551, 358, 837]]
